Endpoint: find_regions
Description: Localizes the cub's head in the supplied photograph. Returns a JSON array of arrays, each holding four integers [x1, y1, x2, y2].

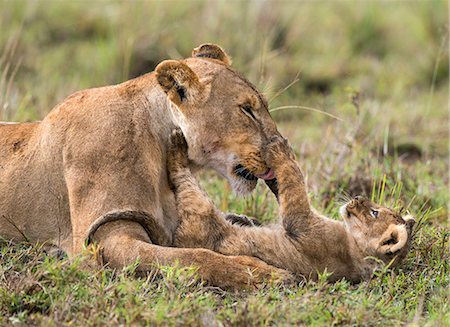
[[340, 196, 415, 266], [156, 44, 278, 194]]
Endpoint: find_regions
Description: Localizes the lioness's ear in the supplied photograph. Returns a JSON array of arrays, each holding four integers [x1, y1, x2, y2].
[[377, 224, 408, 255], [192, 43, 232, 65], [155, 60, 204, 107]]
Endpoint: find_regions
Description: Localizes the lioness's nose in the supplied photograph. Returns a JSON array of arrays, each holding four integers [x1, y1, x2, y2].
[[262, 123, 282, 141]]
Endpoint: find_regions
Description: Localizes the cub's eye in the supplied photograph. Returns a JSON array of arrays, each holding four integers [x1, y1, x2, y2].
[[370, 209, 379, 218], [240, 104, 256, 121]]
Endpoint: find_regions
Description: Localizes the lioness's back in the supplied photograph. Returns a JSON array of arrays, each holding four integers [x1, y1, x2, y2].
[[0, 122, 40, 166]]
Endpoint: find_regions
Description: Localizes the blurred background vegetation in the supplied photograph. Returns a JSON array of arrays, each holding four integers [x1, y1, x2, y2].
[[1, 1, 447, 121], [2, 0, 446, 212], [0, 1, 448, 325]]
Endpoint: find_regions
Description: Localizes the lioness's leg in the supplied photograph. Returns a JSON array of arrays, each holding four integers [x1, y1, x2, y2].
[[93, 219, 290, 290], [264, 137, 313, 236]]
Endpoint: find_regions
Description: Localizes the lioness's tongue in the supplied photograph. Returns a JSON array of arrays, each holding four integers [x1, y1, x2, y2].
[[255, 168, 275, 180]]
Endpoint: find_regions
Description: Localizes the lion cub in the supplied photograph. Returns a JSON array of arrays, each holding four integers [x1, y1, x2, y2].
[[168, 129, 415, 282]]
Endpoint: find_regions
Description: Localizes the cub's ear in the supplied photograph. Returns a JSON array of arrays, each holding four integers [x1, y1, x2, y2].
[[155, 60, 204, 107], [192, 43, 232, 65], [377, 224, 408, 255], [402, 214, 416, 233]]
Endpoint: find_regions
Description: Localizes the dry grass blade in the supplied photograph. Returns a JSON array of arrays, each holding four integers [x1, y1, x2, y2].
[[269, 105, 344, 121], [268, 71, 301, 103]]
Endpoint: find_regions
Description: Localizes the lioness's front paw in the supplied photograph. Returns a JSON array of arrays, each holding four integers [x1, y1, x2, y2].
[[264, 136, 295, 167], [231, 256, 296, 289]]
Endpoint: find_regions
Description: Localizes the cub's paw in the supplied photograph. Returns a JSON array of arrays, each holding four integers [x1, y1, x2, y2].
[[167, 128, 189, 168], [167, 128, 189, 191], [264, 136, 295, 167], [225, 213, 261, 227]]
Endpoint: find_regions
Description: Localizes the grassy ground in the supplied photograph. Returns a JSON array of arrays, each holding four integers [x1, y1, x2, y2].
[[0, 1, 449, 325]]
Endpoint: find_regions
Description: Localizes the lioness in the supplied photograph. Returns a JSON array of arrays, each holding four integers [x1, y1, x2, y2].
[[169, 130, 415, 282], [0, 44, 291, 289]]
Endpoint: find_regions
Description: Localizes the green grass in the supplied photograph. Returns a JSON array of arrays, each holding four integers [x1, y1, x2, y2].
[[0, 0, 449, 325], [1, 220, 448, 326]]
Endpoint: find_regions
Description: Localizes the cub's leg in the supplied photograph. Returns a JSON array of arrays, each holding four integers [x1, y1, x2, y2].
[[264, 136, 313, 237], [167, 129, 275, 257], [167, 128, 235, 249], [167, 130, 301, 275]]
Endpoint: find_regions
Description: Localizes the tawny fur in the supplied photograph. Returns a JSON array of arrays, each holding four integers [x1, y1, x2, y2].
[[0, 44, 292, 289], [169, 130, 415, 282]]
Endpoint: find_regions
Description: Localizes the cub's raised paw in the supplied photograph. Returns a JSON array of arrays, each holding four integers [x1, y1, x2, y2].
[[264, 136, 295, 167], [167, 128, 189, 176], [169, 127, 188, 153]]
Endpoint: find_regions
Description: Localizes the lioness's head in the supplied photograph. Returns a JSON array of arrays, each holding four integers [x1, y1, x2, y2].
[[340, 196, 415, 266], [155, 44, 279, 194]]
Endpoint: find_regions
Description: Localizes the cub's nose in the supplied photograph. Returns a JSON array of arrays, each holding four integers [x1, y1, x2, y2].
[[347, 200, 357, 209], [349, 195, 364, 208], [353, 195, 368, 205]]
